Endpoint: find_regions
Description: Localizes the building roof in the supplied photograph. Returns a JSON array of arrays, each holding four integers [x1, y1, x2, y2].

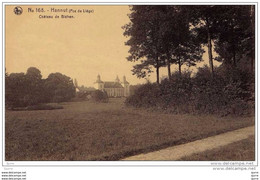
[[104, 82, 123, 88]]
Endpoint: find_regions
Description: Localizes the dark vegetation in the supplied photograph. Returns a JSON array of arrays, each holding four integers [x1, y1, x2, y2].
[[73, 79, 108, 102], [126, 66, 254, 116], [5, 67, 76, 109], [124, 5, 255, 116], [90, 90, 109, 103], [123, 5, 254, 82], [72, 90, 109, 103]]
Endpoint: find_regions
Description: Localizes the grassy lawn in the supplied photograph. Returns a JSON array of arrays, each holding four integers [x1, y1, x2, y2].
[[180, 135, 255, 161], [5, 98, 254, 161]]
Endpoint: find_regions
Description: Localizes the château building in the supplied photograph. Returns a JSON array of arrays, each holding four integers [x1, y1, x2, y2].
[[94, 74, 130, 97]]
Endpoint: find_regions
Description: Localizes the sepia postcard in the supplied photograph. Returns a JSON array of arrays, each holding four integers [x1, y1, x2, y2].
[[1, 2, 258, 179]]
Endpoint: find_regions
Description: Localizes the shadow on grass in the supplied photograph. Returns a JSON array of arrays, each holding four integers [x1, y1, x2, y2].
[[10, 104, 63, 111]]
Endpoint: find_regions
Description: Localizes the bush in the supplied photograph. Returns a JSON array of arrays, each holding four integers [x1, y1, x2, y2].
[[125, 73, 193, 113], [191, 66, 254, 115], [52, 96, 65, 103], [160, 72, 193, 113], [125, 82, 161, 108], [125, 66, 254, 116], [91, 90, 109, 103]]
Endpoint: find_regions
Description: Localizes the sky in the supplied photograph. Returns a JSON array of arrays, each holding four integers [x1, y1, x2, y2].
[[6, 5, 220, 87]]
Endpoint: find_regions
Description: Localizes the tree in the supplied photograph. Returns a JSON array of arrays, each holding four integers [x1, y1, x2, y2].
[[124, 5, 204, 81], [188, 5, 219, 76], [6, 67, 44, 108], [214, 6, 254, 73], [25, 67, 44, 105], [159, 6, 190, 78], [214, 6, 249, 65], [123, 5, 167, 84], [160, 6, 204, 76], [173, 36, 204, 76], [26, 67, 42, 80], [44, 73, 76, 102], [5, 73, 28, 107]]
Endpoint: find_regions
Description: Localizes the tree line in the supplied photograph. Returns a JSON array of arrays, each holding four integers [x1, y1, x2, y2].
[[5, 67, 76, 108], [123, 5, 254, 83]]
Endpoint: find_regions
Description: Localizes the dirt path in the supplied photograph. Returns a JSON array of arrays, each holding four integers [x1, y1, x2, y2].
[[122, 126, 255, 160]]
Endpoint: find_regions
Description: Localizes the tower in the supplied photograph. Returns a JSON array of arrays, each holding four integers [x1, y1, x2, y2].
[[115, 75, 120, 83], [94, 74, 104, 90], [122, 75, 130, 97], [74, 78, 80, 92], [74, 78, 78, 88], [97, 74, 101, 82]]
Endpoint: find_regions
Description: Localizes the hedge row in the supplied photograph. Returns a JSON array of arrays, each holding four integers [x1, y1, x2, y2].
[[125, 67, 254, 116]]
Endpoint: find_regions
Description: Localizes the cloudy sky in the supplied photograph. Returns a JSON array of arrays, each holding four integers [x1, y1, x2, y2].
[[6, 5, 219, 87]]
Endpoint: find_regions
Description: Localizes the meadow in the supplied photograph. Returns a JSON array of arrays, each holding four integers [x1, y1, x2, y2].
[[5, 98, 254, 161]]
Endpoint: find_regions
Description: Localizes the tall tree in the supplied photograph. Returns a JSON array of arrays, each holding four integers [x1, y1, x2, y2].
[[123, 6, 166, 84], [44, 73, 76, 103], [6, 67, 44, 108], [188, 5, 219, 76], [173, 35, 204, 76], [159, 6, 190, 79], [158, 6, 203, 77], [213, 6, 254, 71], [25, 67, 44, 105], [5, 73, 27, 108]]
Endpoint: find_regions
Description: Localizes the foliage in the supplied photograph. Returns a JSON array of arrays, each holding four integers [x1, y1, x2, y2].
[[123, 5, 204, 81], [125, 82, 161, 108], [124, 5, 255, 80], [5, 67, 76, 108], [129, 84, 143, 96], [126, 66, 254, 116], [123, 6, 166, 83], [5, 68, 45, 107], [44, 73, 76, 103], [6, 72, 29, 108], [213, 6, 254, 67], [124, 5, 255, 116], [91, 90, 109, 103]]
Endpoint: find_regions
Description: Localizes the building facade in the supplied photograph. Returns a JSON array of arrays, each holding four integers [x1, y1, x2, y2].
[[94, 75, 130, 97]]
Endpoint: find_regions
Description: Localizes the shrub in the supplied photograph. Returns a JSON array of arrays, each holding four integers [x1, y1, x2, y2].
[[192, 66, 254, 115], [160, 72, 193, 113], [125, 82, 161, 108], [91, 90, 109, 103], [125, 66, 254, 116], [125, 72, 193, 113]]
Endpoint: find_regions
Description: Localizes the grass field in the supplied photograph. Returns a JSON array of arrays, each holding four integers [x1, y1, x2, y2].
[[180, 135, 255, 161], [5, 98, 254, 161]]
